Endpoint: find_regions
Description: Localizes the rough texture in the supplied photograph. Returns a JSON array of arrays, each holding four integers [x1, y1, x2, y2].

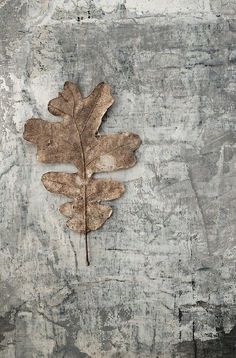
[[1, 0, 236, 357]]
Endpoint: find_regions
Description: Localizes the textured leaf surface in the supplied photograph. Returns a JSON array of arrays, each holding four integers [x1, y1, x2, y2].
[[23, 81, 141, 263]]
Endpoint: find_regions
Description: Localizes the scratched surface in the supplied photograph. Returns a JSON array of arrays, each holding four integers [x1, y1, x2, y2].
[[1, 1, 236, 357]]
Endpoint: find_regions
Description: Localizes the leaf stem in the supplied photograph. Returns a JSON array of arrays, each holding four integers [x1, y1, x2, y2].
[[69, 90, 90, 266], [85, 233, 90, 266], [84, 183, 90, 266]]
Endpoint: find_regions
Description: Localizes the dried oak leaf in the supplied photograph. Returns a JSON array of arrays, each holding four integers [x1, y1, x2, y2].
[[23, 81, 141, 264]]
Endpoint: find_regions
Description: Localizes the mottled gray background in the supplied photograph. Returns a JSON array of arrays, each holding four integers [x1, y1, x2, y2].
[[1, 0, 236, 357]]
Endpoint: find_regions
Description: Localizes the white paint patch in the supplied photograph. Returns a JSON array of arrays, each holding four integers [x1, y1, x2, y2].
[[126, 0, 211, 14], [75, 175, 83, 186], [92, 0, 119, 13], [0, 76, 9, 91], [93, 0, 211, 15], [0, 0, 10, 9], [97, 154, 116, 171]]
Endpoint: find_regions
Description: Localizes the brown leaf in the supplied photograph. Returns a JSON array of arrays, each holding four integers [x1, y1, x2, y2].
[[23, 81, 141, 265], [42, 173, 125, 201]]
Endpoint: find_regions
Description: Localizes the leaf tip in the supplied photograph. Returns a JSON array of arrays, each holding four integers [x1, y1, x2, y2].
[[48, 100, 61, 116], [23, 117, 42, 143], [120, 183, 125, 195], [97, 82, 114, 102], [41, 172, 48, 185], [64, 81, 72, 88], [132, 133, 142, 146]]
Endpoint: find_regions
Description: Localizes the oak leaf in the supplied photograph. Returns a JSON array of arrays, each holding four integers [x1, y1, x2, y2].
[[23, 81, 141, 265]]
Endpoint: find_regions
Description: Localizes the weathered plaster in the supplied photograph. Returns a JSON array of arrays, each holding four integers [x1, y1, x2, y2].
[[1, 0, 236, 357]]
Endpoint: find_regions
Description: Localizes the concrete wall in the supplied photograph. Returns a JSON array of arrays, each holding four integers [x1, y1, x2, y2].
[[1, 0, 236, 357]]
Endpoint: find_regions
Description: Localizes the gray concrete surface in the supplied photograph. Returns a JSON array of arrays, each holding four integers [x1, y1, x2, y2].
[[1, 0, 236, 357]]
